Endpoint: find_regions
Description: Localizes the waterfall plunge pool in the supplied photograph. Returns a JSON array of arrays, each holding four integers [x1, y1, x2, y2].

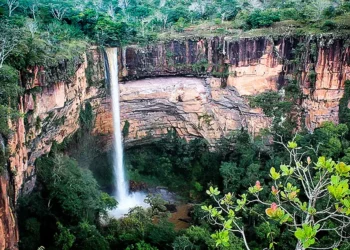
[[108, 191, 149, 218], [105, 48, 151, 219], [105, 48, 186, 221]]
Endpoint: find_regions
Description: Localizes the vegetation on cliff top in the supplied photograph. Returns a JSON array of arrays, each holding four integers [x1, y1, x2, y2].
[[1, 0, 350, 48]]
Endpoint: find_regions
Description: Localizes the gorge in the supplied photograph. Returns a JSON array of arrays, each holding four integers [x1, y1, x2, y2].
[[105, 47, 148, 217], [1, 34, 350, 249]]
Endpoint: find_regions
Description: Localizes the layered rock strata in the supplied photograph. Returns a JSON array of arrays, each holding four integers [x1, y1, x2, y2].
[[0, 48, 105, 250], [117, 37, 350, 131], [1, 35, 350, 249], [93, 77, 271, 147]]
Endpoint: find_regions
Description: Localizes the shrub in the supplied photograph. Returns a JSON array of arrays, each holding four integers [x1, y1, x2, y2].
[[173, 17, 186, 32], [339, 80, 350, 130], [126, 241, 158, 250], [0, 65, 22, 108], [321, 20, 337, 31], [308, 70, 317, 88], [322, 6, 340, 19], [280, 8, 301, 21], [246, 10, 280, 29], [122, 120, 130, 138], [79, 102, 94, 131]]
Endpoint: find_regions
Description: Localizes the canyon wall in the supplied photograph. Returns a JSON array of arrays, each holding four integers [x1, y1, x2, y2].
[[1, 35, 350, 249], [93, 77, 271, 148], [0, 48, 105, 250], [94, 36, 350, 146], [126, 37, 347, 131]]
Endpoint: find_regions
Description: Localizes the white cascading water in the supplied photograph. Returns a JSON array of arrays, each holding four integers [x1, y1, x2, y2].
[[105, 48, 148, 218], [105, 48, 128, 202]]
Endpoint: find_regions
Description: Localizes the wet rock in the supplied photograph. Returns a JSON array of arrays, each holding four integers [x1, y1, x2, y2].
[[178, 218, 192, 223], [129, 181, 147, 192], [165, 204, 177, 213]]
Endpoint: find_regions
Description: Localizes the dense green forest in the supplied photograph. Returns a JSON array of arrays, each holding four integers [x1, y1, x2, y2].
[[1, 0, 350, 249], [18, 94, 350, 249], [18, 124, 350, 249]]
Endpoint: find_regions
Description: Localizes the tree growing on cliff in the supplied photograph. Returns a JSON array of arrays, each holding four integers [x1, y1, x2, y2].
[[0, 64, 22, 137], [202, 138, 350, 250], [0, 22, 21, 68]]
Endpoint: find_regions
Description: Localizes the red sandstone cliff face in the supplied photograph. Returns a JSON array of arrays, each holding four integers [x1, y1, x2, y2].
[[116, 36, 349, 130], [93, 36, 350, 145], [302, 40, 350, 130], [0, 48, 104, 250], [1, 36, 349, 248], [93, 77, 271, 147], [0, 176, 18, 250]]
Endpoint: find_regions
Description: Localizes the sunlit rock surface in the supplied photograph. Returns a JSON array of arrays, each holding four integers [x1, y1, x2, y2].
[[93, 76, 270, 147]]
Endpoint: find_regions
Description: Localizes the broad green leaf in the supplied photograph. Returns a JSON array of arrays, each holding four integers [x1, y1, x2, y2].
[[270, 167, 280, 180], [287, 141, 297, 149]]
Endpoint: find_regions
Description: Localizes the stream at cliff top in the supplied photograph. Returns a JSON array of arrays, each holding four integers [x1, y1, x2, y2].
[[105, 48, 149, 218]]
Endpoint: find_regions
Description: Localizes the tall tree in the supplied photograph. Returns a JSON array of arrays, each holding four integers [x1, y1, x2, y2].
[[6, 0, 19, 16], [0, 22, 20, 68]]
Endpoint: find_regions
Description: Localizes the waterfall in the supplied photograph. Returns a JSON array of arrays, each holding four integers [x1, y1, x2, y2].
[[105, 48, 148, 217], [105, 48, 129, 202]]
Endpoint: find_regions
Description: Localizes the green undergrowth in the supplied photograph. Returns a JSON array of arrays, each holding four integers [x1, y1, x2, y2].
[[157, 18, 350, 43], [339, 80, 350, 139], [124, 130, 222, 198], [52, 102, 114, 190]]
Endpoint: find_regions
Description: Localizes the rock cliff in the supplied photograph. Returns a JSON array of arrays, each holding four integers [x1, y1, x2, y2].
[[1, 35, 349, 249], [93, 77, 270, 147], [0, 48, 105, 250], [94, 36, 350, 145]]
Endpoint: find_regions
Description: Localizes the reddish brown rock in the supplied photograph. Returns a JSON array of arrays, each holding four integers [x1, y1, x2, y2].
[[0, 48, 105, 249], [1, 36, 350, 248], [117, 37, 350, 131], [0, 176, 18, 250], [302, 43, 350, 131], [93, 77, 271, 145]]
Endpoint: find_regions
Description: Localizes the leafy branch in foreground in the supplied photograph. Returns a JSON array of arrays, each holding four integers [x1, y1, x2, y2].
[[202, 139, 350, 250]]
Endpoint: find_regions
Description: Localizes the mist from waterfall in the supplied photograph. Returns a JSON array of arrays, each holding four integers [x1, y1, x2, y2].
[[105, 48, 148, 218]]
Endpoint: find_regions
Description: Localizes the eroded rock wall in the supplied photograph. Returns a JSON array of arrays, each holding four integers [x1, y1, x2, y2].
[[93, 36, 349, 146], [1, 35, 350, 249], [93, 77, 271, 147], [0, 48, 105, 250], [301, 40, 350, 130], [0, 175, 17, 250], [117, 36, 350, 131]]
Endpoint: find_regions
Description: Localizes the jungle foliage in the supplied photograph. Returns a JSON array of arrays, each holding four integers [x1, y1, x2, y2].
[[17, 151, 117, 250], [2, 0, 350, 249]]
